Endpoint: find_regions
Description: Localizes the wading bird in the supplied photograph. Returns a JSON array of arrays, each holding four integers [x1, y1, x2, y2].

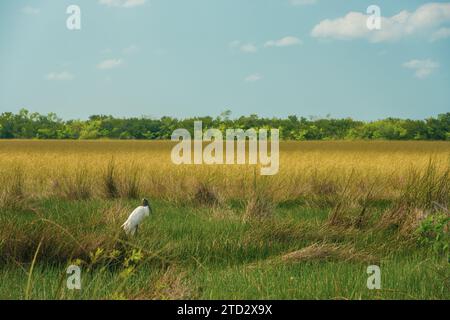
[[121, 198, 152, 236]]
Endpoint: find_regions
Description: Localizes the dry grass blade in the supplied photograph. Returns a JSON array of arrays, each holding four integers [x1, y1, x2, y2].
[[25, 239, 42, 300], [282, 242, 376, 263]]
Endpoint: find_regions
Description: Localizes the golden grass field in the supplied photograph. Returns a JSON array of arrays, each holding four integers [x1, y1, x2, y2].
[[0, 140, 449, 203]]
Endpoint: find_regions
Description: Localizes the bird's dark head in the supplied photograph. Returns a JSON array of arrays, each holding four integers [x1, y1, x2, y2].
[[142, 198, 149, 207]]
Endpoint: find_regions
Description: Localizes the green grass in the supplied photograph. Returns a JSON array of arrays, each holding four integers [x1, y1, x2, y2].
[[0, 198, 448, 300]]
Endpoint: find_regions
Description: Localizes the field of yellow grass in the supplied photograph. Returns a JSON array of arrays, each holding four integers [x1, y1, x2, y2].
[[0, 140, 448, 203]]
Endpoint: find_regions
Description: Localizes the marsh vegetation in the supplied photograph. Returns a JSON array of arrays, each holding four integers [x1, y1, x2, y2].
[[0, 140, 448, 299]]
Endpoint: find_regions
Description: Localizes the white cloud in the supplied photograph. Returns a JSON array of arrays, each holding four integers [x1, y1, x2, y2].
[[230, 37, 301, 53], [97, 59, 123, 70], [22, 6, 40, 15], [311, 2, 450, 42], [45, 72, 74, 81], [312, 12, 370, 40], [240, 43, 258, 53], [99, 0, 146, 8], [403, 59, 439, 79], [290, 0, 317, 6], [430, 27, 450, 42], [229, 41, 258, 53], [245, 73, 263, 82], [265, 36, 302, 47]]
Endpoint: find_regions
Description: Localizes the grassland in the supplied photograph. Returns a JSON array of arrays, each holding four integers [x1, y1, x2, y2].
[[0, 140, 449, 300]]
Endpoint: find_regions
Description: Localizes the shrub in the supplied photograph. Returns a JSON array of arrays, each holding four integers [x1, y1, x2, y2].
[[416, 213, 449, 258]]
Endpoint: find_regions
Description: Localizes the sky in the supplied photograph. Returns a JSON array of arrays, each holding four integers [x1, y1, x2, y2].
[[0, 0, 449, 120]]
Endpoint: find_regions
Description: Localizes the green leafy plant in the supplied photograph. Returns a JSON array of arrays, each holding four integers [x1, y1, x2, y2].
[[416, 213, 449, 258]]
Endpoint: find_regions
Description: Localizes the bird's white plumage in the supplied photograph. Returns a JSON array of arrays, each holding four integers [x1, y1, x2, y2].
[[121, 205, 150, 235]]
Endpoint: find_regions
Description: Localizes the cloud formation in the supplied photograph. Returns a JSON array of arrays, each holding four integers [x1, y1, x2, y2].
[[45, 72, 74, 81], [229, 41, 258, 53], [265, 36, 302, 47], [311, 2, 450, 42], [245, 73, 263, 82], [97, 59, 123, 70], [430, 27, 450, 42], [403, 59, 439, 79], [230, 36, 301, 53]]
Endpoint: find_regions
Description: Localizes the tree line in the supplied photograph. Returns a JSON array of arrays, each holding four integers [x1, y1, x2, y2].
[[0, 109, 448, 140]]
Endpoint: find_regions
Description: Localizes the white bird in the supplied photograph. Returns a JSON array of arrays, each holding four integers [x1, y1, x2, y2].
[[121, 198, 152, 236]]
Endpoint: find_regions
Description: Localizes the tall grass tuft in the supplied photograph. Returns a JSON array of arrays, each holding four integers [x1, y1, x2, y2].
[[244, 193, 274, 220], [103, 158, 119, 199], [61, 166, 92, 200], [326, 172, 379, 228], [0, 165, 26, 209], [327, 170, 355, 226], [353, 183, 377, 229], [122, 168, 141, 199], [244, 169, 274, 220], [193, 182, 219, 206], [306, 170, 339, 208], [380, 160, 450, 235]]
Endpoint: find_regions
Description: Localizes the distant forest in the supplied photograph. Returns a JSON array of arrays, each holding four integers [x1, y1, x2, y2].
[[0, 109, 449, 140]]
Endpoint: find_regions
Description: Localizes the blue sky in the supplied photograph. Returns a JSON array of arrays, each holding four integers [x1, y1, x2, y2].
[[0, 0, 449, 120]]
